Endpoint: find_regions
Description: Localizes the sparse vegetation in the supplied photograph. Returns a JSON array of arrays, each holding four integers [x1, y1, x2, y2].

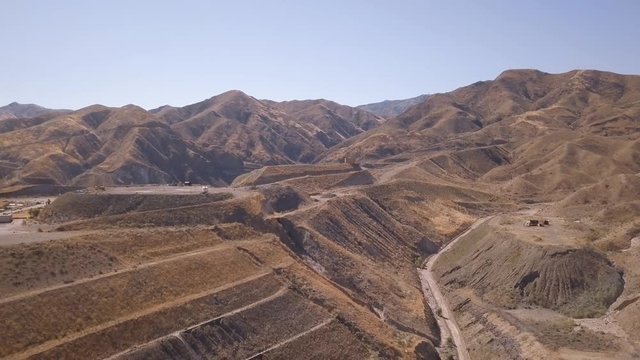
[[2, 68, 639, 360], [28, 208, 40, 218]]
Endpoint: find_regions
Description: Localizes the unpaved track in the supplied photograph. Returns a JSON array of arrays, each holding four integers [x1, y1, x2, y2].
[[419, 216, 492, 360], [106, 287, 289, 359]]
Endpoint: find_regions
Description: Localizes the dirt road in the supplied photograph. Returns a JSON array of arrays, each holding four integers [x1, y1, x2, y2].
[[419, 216, 492, 360]]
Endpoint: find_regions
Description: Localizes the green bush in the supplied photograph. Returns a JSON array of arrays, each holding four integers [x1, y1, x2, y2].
[[28, 208, 41, 218]]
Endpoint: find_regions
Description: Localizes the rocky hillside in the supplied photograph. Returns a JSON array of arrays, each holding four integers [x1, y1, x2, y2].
[[323, 70, 640, 198], [0, 104, 244, 190], [0, 92, 382, 192]]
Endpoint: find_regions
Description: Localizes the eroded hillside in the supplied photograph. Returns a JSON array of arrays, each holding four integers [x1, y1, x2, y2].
[[0, 92, 383, 195], [2, 69, 639, 359]]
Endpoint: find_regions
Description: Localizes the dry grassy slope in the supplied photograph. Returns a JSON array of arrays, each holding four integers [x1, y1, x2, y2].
[[271, 99, 384, 147], [357, 95, 430, 118], [320, 70, 640, 195], [480, 132, 640, 199], [0, 105, 244, 189], [418, 145, 512, 181], [551, 174, 640, 251], [158, 91, 382, 167], [280, 169, 374, 194], [161, 91, 326, 164], [0, 112, 60, 133], [56, 195, 269, 231], [0, 102, 69, 121], [273, 193, 445, 345], [3, 190, 446, 359], [363, 181, 491, 245], [556, 173, 640, 211], [1, 91, 383, 190], [38, 192, 232, 223]]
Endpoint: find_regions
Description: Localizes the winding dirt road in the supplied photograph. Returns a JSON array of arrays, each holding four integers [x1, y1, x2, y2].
[[419, 216, 492, 360]]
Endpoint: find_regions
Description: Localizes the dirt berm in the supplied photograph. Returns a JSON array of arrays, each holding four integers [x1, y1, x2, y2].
[[258, 185, 309, 213], [38, 192, 232, 223], [231, 163, 359, 187], [434, 225, 624, 318]]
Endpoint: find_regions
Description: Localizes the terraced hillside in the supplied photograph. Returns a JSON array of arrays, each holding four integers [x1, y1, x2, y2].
[[2, 69, 640, 359], [0, 92, 382, 194], [1, 181, 452, 359]]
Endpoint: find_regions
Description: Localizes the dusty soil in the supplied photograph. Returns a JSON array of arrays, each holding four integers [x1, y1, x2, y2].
[[432, 208, 636, 359], [0, 185, 446, 359]]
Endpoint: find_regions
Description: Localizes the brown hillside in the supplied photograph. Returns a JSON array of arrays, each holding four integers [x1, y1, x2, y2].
[[322, 70, 640, 165], [1, 91, 383, 190], [0, 105, 244, 189], [272, 99, 383, 147]]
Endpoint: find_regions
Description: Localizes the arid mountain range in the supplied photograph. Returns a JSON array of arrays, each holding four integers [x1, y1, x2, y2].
[[0, 91, 384, 193], [1, 69, 640, 359], [0, 102, 69, 121], [358, 94, 430, 118]]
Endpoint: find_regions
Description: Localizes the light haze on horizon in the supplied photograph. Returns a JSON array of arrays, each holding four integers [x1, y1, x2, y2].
[[1, 0, 639, 110]]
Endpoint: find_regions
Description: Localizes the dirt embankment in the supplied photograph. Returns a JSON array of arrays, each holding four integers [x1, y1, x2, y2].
[[7, 182, 460, 359], [273, 194, 442, 347], [54, 195, 268, 231], [280, 170, 374, 194], [231, 163, 360, 187], [258, 185, 309, 213], [1, 197, 441, 360], [435, 225, 624, 318], [38, 192, 232, 223]]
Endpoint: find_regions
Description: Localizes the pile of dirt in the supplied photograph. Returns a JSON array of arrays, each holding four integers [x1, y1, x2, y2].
[[258, 185, 309, 213], [435, 226, 624, 318]]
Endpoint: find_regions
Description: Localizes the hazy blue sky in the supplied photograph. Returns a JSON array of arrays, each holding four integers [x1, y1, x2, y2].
[[1, 0, 639, 109]]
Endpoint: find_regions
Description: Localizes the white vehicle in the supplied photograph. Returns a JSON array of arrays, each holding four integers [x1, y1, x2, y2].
[[202, 186, 209, 194]]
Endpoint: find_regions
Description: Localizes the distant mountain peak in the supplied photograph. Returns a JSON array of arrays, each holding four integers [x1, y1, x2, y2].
[[0, 102, 70, 120], [357, 94, 430, 118]]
